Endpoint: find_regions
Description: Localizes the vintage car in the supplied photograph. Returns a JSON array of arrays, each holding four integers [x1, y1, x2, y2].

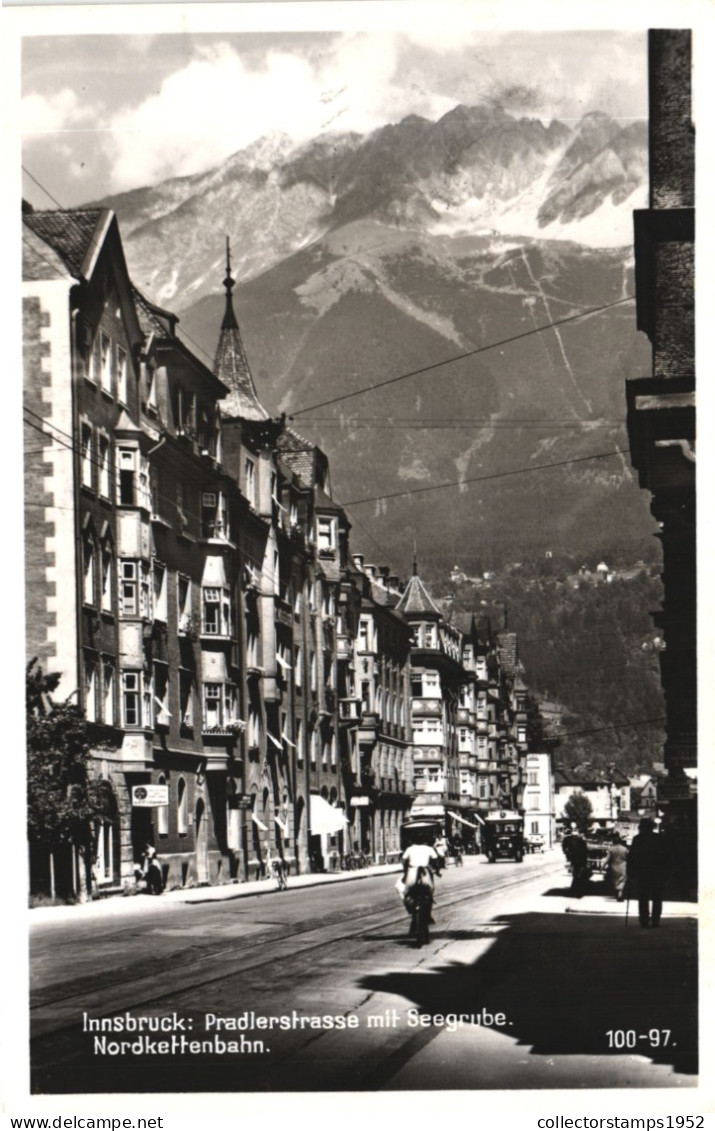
[[525, 832, 545, 853], [482, 810, 525, 863]]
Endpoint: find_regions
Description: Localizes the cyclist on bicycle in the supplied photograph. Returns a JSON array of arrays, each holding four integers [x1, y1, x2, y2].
[[401, 836, 441, 936]]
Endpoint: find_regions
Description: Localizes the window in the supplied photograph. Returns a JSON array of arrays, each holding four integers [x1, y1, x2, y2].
[[310, 727, 318, 767], [122, 671, 143, 727], [84, 653, 97, 722], [317, 515, 336, 554], [118, 448, 136, 505], [309, 653, 317, 693], [153, 663, 170, 726], [102, 658, 115, 725], [203, 683, 219, 727], [177, 574, 192, 631], [246, 617, 259, 668], [294, 646, 302, 688], [100, 333, 112, 393], [201, 491, 229, 540], [101, 543, 114, 613], [295, 719, 304, 765], [177, 777, 188, 836], [153, 561, 167, 622], [201, 586, 231, 636], [120, 561, 137, 616], [83, 534, 96, 606], [81, 423, 93, 490], [97, 434, 111, 498], [202, 683, 236, 730], [179, 669, 194, 728], [424, 624, 437, 648], [116, 346, 128, 404], [248, 707, 261, 748], [146, 363, 157, 412], [528, 771, 538, 785], [244, 458, 256, 508], [120, 560, 150, 617]]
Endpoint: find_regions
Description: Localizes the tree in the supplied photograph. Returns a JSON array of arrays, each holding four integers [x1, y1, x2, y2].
[[563, 791, 594, 835], [26, 659, 105, 901]]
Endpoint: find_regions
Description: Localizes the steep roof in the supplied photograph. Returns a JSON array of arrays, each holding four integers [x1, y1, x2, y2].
[[396, 570, 441, 618], [213, 239, 269, 422], [22, 208, 109, 280], [132, 285, 179, 338], [277, 429, 312, 481]]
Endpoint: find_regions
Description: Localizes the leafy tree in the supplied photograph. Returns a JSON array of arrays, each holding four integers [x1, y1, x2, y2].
[[26, 659, 105, 901], [563, 792, 594, 835]]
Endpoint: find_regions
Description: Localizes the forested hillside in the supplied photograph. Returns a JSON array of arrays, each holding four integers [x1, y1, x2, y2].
[[439, 566, 665, 776]]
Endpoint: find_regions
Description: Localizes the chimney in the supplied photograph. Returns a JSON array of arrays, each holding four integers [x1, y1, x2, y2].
[[352, 553, 365, 571]]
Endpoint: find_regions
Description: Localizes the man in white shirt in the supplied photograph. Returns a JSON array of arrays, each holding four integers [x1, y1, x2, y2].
[[402, 839, 441, 890]]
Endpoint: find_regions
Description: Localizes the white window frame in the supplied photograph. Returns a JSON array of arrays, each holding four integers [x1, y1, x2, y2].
[[101, 542, 114, 613], [102, 657, 115, 726], [84, 653, 97, 722], [117, 345, 128, 404], [81, 422, 94, 490], [153, 561, 168, 622], [122, 671, 143, 728], [83, 534, 96, 606], [97, 433, 111, 499], [100, 332, 112, 394]]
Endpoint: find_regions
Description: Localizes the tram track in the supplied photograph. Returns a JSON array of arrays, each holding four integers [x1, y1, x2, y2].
[[31, 859, 561, 1041]]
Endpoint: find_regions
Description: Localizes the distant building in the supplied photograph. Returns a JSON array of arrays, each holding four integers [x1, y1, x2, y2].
[[522, 753, 555, 847], [554, 766, 631, 827]]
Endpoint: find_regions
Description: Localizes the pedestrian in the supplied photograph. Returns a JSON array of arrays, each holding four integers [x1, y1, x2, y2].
[[626, 818, 669, 927], [141, 844, 163, 895], [566, 831, 589, 897], [269, 852, 288, 890], [433, 834, 448, 870], [607, 833, 628, 901]]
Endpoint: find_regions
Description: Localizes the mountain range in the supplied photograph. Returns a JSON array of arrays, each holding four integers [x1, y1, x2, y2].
[[92, 102, 656, 580]]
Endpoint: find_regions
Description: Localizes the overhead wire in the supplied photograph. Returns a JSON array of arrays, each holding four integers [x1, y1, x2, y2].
[[288, 295, 635, 418], [339, 448, 632, 507]]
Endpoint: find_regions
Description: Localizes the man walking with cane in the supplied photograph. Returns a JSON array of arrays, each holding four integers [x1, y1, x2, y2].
[[626, 818, 669, 927]]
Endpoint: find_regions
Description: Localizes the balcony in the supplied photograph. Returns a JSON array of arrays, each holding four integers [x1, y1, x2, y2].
[[411, 698, 442, 717], [339, 697, 362, 722]]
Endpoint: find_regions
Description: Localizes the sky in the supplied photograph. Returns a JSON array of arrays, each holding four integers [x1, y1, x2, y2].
[[19, 21, 648, 209]]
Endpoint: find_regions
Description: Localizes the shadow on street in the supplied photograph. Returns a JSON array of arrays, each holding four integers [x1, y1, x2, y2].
[[357, 909, 698, 1078]]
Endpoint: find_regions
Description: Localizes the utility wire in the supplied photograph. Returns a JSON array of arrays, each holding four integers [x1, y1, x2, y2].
[[289, 296, 635, 417], [551, 715, 667, 740], [340, 448, 631, 507], [22, 165, 64, 209]]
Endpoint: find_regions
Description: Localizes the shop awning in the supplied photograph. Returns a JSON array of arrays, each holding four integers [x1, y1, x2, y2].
[[309, 794, 348, 835], [448, 810, 483, 828]]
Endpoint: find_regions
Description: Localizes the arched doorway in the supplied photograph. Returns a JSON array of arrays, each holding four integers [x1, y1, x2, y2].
[[195, 796, 209, 885], [93, 781, 120, 889]]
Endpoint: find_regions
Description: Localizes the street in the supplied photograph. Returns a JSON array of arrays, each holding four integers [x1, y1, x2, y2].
[[30, 853, 698, 1093]]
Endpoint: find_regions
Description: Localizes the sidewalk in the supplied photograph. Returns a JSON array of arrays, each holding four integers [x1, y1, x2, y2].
[[28, 860, 404, 926]]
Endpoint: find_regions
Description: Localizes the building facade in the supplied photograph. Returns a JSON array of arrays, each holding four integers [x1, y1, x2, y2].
[[24, 203, 538, 898]]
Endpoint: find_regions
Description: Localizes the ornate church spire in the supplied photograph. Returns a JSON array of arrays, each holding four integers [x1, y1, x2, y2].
[[213, 237, 269, 421]]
